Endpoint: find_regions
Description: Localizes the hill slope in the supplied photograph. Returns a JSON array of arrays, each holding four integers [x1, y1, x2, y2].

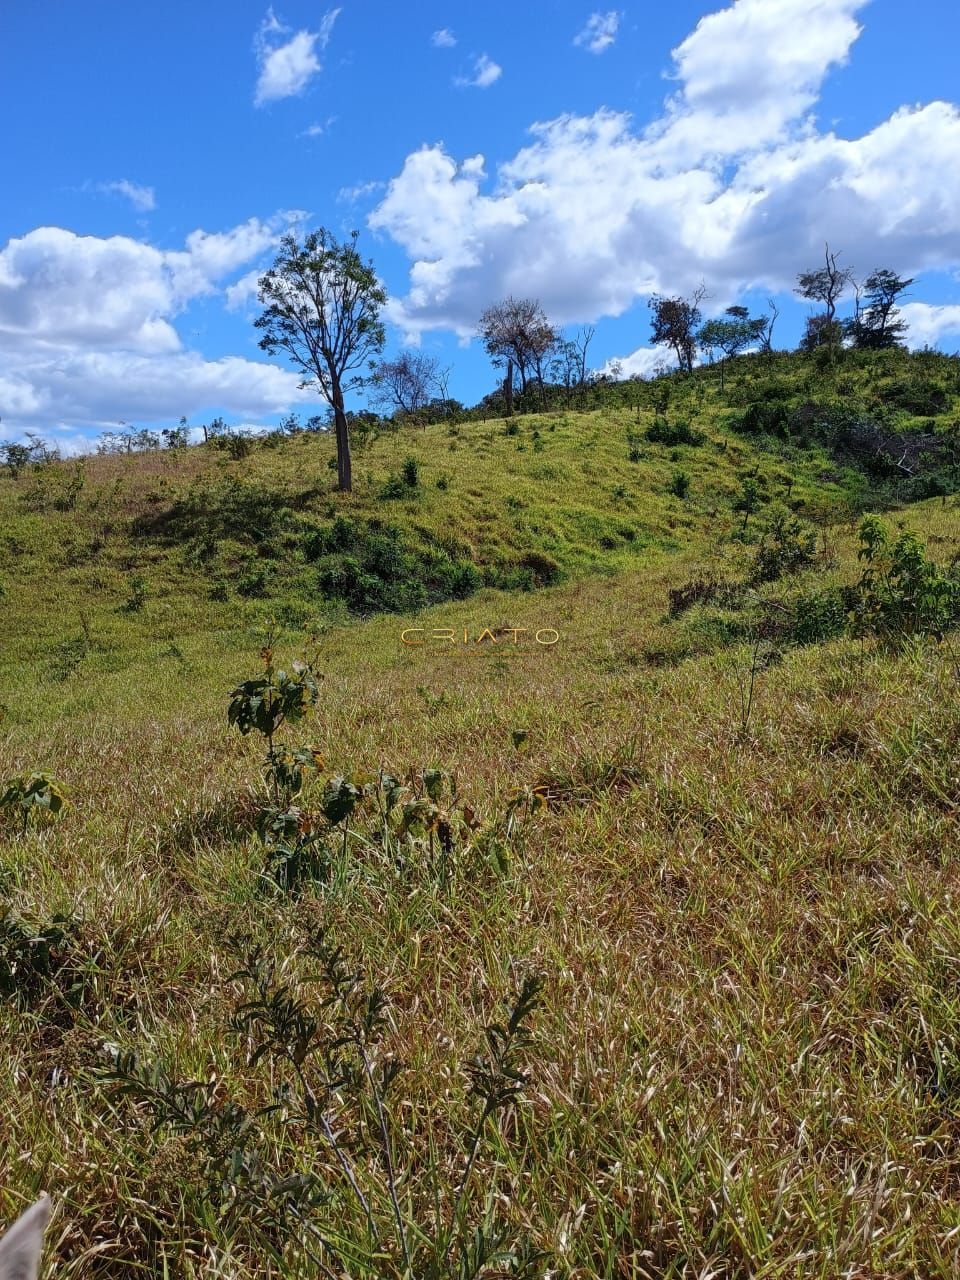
[[1, 350, 960, 1277]]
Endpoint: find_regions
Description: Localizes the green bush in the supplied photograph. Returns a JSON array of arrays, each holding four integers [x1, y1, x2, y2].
[[790, 588, 851, 645], [307, 520, 483, 614], [751, 507, 817, 583], [879, 377, 951, 416], [647, 417, 703, 446], [379, 472, 406, 500], [852, 516, 960, 643], [735, 400, 792, 437], [517, 549, 562, 586], [1, 772, 66, 835]]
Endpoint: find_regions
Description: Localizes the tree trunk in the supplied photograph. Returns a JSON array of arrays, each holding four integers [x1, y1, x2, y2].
[[332, 383, 352, 492], [504, 360, 514, 417]]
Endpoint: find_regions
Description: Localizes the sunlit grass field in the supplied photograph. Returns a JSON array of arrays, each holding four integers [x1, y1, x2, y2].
[[2, 351, 960, 1276]]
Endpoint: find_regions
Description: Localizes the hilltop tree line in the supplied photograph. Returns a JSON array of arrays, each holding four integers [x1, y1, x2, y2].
[[0, 232, 930, 491]]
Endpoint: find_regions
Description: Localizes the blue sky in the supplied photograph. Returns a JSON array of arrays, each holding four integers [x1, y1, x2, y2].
[[2, 0, 959, 449]]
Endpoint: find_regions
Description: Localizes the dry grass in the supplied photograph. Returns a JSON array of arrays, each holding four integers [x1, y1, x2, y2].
[[2, 361, 960, 1275]]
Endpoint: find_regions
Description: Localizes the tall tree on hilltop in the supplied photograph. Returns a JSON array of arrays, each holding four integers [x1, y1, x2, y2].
[[649, 284, 708, 373], [255, 229, 386, 492], [479, 297, 558, 401], [796, 243, 854, 350], [847, 269, 913, 349], [697, 306, 767, 390]]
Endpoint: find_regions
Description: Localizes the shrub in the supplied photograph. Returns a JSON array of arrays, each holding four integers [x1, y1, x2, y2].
[[668, 577, 743, 617], [750, 507, 817, 583], [518, 550, 561, 586], [0, 909, 82, 1008], [852, 516, 960, 643], [102, 931, 545, 1277], [379, 472, 406, 500], [401, 456, 420, 487], [668, 469, 691, 499], [880, 377, 951, 416], [735, 400, 792, 437], [647, 417, 704, 446], [733, 474, 765, 522], [308, 521, 483, 614], [790, 588, 852, 645], [123, 574, 148, 612], [235, 562, 275, 599]]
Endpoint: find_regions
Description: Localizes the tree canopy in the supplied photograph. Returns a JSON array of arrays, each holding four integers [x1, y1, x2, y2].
[[255, 228, 386, 492]]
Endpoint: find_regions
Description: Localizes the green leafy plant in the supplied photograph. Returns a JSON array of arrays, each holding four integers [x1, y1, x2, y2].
[[0, 909, 81, 1007], [0, 772, 66, 835], [733, 473, 765, 528], [668, 469, 691, 500], [750, 506, 817, 583], [228, 631, 325, 890], [123, 574, 148, 613], [852, 516, 960, 644], [379, 472, 406, 500]]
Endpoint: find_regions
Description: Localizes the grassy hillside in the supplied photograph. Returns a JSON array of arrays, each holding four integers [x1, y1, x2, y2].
[[2, 350, 960, 1277]]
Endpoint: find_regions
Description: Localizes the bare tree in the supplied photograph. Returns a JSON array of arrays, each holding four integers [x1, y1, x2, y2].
[[478, 297, 558, 399], [550, 325, 596, 402], [369, 350, 442, 419], [760, 299, 780, 353], [255, 229, 386, 492], [797, 243, 854, 326]]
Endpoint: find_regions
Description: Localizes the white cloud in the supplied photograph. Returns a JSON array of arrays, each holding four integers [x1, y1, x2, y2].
[[432, 28, 456, 48], [455, 54, 502, 89], [898, 302, 960, 350], [658, 0, 867, 157], [574, 11, 622, 55], [0, 214, 309, 433], [600, 347, 666, 379], [338, 180, 386, 204], [224, 269, 263, 312], [96, 180, 156, 212], [370, 0, 960, 339], [3, 351, 308, 436], [254, 7, 340, 107], [301, 117, 335, 138]]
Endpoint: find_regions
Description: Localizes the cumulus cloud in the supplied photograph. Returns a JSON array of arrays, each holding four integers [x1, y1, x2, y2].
[[370, 0, 960, 339], [574, 11, 622, 54], [432, 28, 456, 48], [455, 54, 502, 89], [0, 214, 309, 433], [95, 179, 156, 212], [899, 302, 960, 349], [254, 7, 340, 107], [600, 347, 665, 379], [224, 268, 264, 312], [5, 351, 307, 435], [656, 0, 866, 159]]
